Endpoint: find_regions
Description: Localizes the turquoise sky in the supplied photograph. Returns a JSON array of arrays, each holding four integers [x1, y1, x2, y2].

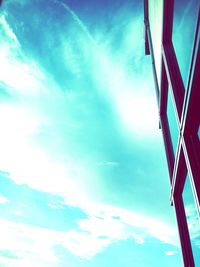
[[0, 0, 182, 266]]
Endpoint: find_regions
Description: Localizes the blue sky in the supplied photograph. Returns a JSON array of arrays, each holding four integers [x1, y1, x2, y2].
[[0, 0, 183, 266]]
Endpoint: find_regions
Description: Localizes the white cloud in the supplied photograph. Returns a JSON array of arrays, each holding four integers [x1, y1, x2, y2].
[[61, 229, 111, 259], [0, 54, 47, 95], [0, 204, 180, 263], [165, 250, 177, 256], [0, 218, 60, 266], [0, 14, 50, 96], [89, 41, 159, 139], [0, 100, 178, 260], [0, 89, 102, 210], [48, 200, 65, 210], [62, 213, 143, 259], [0, 194, 10, 204], [46, 202, 179, 259], [0, 15, 20, 46], [81, 203, 179, 245], [78, 215, 125, 240], [57, 9, 158, 139], [129, 233, 145, 244], [0, 17, 101, 209], [24, 201, 177, 261]]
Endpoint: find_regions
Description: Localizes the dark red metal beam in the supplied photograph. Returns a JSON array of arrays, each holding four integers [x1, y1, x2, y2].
[[160, 115, 175, 181], [174, 196, 195, 267], [159, 59, 168, 116], [182, 11, 200, 134], [181, 9, 200, 212], [162, 44, 185, 122], [143, 1, 200, 266], [144, 0, 150, 55], [171, 147, 186, 201], [162, 0, 174, 44], [183, 135, 200, 213]]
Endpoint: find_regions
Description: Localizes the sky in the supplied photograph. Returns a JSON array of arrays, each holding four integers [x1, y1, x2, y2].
[[0, 0, 183, 266]]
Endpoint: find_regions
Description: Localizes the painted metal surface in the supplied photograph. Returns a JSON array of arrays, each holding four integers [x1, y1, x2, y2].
[[144, 0, 200, 266]]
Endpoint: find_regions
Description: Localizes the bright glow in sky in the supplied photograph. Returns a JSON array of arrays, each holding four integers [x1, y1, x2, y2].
[[0, 0, 182, 266]]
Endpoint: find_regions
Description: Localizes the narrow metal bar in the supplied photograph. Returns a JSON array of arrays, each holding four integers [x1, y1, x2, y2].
[[170, 143, 186, 204], [145, 20, 160, 109], [160, 115, 174, 181], [159, 59, 168, 117], [144, 0, 150, 55]]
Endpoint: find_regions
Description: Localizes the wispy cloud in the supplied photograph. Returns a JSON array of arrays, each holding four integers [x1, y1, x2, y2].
[[0, 14, 50, 96], [0, 10, 160, 209], [58, 1, 95, 44]]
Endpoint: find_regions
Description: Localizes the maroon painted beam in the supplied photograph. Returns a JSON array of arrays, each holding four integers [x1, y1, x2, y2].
[[144, 0, 150, 55], [162, 44, 184, 123], [174, 196, 195, 267]]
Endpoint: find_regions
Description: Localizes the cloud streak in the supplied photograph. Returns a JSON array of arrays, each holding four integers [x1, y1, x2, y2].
[[58, 1, 95, 44]]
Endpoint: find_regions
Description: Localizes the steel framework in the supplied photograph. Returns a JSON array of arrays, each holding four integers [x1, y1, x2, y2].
[[144, 0, 200, 266]]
